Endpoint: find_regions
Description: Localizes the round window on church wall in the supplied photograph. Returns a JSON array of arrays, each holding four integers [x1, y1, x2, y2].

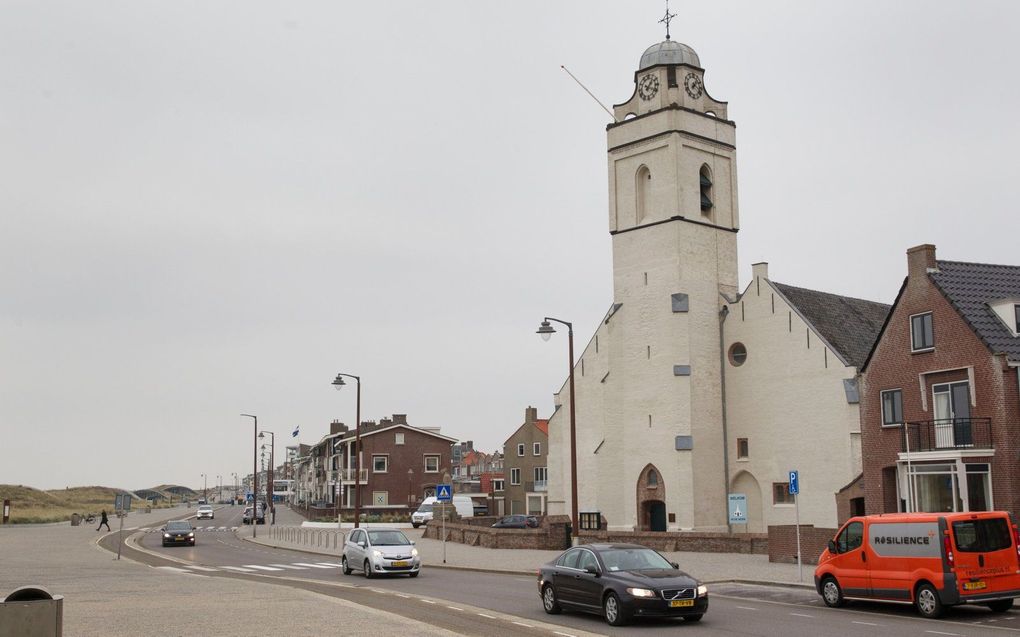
[[729, 343, 747, 366]]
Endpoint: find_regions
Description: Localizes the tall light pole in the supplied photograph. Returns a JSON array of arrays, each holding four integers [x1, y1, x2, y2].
[[232, 472, 238, 505], [241, 414, 258, 538], [332, 373, 361, 528], [216, 475, 222, 503], [537, 317, 579, 544], [259, 430, 276, 525], [201, 473, 207, 502]]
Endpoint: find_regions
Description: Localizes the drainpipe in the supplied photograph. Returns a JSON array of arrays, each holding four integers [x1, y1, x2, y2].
[[719, 304, 732, 534]]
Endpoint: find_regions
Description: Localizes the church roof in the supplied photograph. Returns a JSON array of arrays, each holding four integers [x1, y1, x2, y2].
[[639, 40, 700, 70], [930, 260, 1020, 363], [773, 282, 891, 368]]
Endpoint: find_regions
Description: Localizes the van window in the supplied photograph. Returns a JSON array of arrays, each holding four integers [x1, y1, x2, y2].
[[416, 503, 434, 513], [837, 521, 864, 553], [952, 518, 1012, 552]]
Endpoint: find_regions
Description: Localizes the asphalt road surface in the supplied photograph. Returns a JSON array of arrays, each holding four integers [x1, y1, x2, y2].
[[105, 505, 1020, 636]]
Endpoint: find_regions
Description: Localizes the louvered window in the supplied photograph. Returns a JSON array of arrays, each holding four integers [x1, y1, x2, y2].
[[699, 165, 713, 212]]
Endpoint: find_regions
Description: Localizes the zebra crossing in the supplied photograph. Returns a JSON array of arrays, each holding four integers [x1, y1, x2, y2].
[[138, 526, 237, 533], [155, 561, 341, 575]]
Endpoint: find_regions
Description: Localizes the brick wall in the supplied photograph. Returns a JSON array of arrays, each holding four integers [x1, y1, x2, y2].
[[422, 515, 570, 550], [767, 525, 836, 565], [834, 475, 865, 526]]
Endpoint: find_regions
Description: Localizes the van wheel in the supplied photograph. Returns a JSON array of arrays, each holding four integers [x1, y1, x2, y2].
[[915, 583, 944, 619], [412, 523, 420, 529], [988, 599, 1014, 613], [821, 577, 845, 608]]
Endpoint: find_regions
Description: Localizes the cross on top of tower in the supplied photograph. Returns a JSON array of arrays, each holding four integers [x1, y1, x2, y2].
[[659, 0, 677, 41]]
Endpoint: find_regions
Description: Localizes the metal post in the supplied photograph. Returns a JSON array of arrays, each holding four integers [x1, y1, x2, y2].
[[442, 501, 447, 564], [241, 414, 258, 539], [538, 317, 579, 543], [795, 493, 802, 582], [117, 511, 124, 560]]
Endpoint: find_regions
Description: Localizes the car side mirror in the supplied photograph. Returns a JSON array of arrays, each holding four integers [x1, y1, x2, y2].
[[410, 540, 416, 545], [585, 565, 599, 576], [670, 562, 679, 569], [827, 539, 838, 554], [359, 541, 366, 547]]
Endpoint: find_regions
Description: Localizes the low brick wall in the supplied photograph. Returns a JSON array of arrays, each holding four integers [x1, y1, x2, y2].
[[767, 524, 836, 565], [422, 515, 571, 550], [576, 530, 768, 555]]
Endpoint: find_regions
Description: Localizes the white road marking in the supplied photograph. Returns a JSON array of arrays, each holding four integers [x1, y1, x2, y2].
[[925, 632, 962, 636], [219, 526, 227, 531], [511, 621, 533, 628], [420, 600, 436, 605], [553, 632, 576, 637], [315, 562, 341, 567], [790, 613, 813, 618], [446, 606, 463, 611], [268, 564, 308, 570], [737, 606, 757, 611], [477, 613, 496, 619], [220, 566, 256, 573], [852, 621, 879, 626], [243, 565, 284, 571], [155, 566, 191, 574], [292, 563, 335, 569], [188, 566, 219, 572], [138, 527, 150, 531], [396, 594, 410, 599]]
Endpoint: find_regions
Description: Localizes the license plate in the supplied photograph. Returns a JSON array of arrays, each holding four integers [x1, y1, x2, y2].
[[670, 600, 694, 608], [391, 561, 409, 567], [964, 581, 987, 591]]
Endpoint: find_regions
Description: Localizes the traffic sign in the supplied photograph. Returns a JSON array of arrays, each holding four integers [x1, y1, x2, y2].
[[436, 484, 452, 502], [728, 493, 747, 524], [789, 470, 799, 495]]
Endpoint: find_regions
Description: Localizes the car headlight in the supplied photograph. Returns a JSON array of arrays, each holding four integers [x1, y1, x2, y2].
[[697, 584, 708, 597], [411, 548, 419, 557], [188, 532, 195, 537], [626, 587, 657, 598], [163, 533, 171, 538], [372, 550, 383, 558]]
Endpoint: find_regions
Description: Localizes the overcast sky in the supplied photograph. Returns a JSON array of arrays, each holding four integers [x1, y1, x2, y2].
[[2, 1, 1017, 492]]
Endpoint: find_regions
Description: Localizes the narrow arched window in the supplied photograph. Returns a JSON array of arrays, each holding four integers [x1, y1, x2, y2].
[[699, 164, 713, 214], [647, 469, 658, 486], [636, 165, 651, 223]]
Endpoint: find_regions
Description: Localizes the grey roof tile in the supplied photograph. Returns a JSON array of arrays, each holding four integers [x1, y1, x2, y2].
[[772, 282, 891, 368], [929, 260, 1020, 363]]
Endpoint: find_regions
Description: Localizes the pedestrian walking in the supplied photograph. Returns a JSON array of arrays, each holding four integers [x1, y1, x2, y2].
[[97, 509, 111, 531]]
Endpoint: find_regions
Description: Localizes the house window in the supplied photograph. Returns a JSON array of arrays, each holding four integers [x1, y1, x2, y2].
[[372, 455, 388, 473], [699, 164, 713, 213], [395, 432, 404, 445], [636, 165, 651, 224], [728, 342, 747, 366], [424, 455, 439, 473], [910, 312, 934, 351], [517, 443, 525, 457], [737, 438, 749, 459], [647, 469, 658, 487], [492, 479, 505, 492], [881, 389, 904, 427], [533, 442, 541, 456], [773, 483, 795, 505], [534, 467, 547, 483], [510, 468, 521, 485]]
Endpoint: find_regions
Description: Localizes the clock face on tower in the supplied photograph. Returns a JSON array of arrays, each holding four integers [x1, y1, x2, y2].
[[638, 74, 659, 101], [684, 72, 704, 99]]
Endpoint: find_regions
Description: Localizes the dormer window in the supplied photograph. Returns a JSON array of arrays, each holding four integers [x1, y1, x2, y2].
[[910, 312, 934, 351], [1015, 304, 1019, 333], [699, 165, 713, 213]]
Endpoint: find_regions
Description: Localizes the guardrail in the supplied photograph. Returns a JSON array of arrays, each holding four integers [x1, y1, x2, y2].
[[267, 525, 346, 551]]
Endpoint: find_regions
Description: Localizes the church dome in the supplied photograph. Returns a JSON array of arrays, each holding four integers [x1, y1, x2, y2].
[[639, 40, 700, 70]]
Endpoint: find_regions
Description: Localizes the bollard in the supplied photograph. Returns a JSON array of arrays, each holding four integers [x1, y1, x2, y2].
[[0, 586, 63, 637]]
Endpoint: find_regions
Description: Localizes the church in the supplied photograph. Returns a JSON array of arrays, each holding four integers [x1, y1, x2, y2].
[[544, 29, 889, 533]]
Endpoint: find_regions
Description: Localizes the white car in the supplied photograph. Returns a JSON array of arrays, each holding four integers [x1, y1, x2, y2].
[[196, 505, 214, 520], [342, 528, 420, 578]]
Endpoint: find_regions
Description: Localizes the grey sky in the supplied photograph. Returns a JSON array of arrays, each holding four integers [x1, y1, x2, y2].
[[2, 2, 1017, 491]]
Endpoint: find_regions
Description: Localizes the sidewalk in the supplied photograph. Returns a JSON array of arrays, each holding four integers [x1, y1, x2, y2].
[[243, 510, 815, 588]]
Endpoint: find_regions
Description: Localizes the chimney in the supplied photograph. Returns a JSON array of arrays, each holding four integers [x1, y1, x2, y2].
[[907, 244, 938, 280], [525, 406, 538, 424], [751, 262, 769, 281], [329, 420, 348, 436], [392, 414, 407, 425]]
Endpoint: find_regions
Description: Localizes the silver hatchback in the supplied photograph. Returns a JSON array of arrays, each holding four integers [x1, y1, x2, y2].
[[342, 528, 420, 578]]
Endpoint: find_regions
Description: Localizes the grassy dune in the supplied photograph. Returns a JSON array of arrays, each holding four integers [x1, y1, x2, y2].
[[0, 484, 178, 524]]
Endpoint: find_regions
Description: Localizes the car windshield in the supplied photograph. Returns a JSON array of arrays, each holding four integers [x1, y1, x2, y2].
[[600, 548, 673, 572], [166, 521, 192, 531], [368, 530, 410, 546], [416, 504, 434, 513], [199, 505, 212, 510]]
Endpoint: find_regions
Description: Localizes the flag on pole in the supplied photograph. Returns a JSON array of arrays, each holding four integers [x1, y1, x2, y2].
[[292, 425, 299, 438]]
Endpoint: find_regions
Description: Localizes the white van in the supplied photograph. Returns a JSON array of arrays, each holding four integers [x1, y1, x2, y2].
[[411, 495, 474, 528]]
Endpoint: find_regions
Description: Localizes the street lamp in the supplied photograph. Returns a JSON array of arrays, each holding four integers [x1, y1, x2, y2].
[[407, 468, 414, 507], [217, 475, 222, 503], [536, 317, 579, 543], [259, 430, 276, 525], [232, 472, 238, 505], [241, 414, 258, 538], [332, 373, 361, 528], [201, 473, 207, 502]]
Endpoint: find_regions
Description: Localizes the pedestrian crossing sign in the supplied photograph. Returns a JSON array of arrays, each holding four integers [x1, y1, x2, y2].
[[436, 484, 452, 502]]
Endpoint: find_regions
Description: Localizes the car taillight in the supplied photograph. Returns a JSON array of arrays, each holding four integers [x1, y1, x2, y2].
[[1014, 526, 1020, 562], [944, 535, 954, 567]]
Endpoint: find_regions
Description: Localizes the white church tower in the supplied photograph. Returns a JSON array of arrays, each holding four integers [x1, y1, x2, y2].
[[546, 28, 739, 532]]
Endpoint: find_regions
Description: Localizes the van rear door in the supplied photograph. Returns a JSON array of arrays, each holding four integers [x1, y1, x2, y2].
[[951, 515, 1020, 597]]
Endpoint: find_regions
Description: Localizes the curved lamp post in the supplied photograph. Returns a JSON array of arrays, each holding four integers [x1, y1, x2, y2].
[[537, 317, 579, 543], [332, 373, 362, 528], [201, 473, 207, 503], [259, 430, 276, 524], [241, 414, 258, 538]]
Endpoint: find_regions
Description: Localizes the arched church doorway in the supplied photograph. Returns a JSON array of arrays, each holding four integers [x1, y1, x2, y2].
[[731, 470, 763, 533], [636, 464, 667, 531]]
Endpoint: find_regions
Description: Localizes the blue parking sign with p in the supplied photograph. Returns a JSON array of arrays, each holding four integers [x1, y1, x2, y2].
[[789, 470, 799, 495]]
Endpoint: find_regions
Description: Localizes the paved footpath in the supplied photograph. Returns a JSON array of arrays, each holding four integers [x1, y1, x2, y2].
[[0, 505, 457, 637]]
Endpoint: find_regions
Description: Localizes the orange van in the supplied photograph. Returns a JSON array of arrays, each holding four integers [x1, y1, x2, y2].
[[814, 511, 1020, 618]]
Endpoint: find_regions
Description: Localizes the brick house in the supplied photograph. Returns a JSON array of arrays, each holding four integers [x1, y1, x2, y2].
[[503, 407, 549, 515], [859, 245, 1020, 516], [331, 414, 457, 514]]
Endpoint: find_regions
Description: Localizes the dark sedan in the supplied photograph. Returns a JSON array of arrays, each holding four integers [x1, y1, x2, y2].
[[537, 543, 708, 626], [491, 514, 539, 529], [161, 520, 196, 547]]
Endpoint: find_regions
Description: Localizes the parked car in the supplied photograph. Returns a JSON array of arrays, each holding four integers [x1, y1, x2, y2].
[[411, 496, 475, 527], [815, 511, 1020, 618], [161, 520, 196, 547], [342, 527, 420, 578], [537, 543, 708, 626], [492, 514, 539, 529], [196, 505, 214, 520], [242, 505, 265, 525]]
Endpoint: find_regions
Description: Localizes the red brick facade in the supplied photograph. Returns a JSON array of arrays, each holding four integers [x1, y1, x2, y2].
[[353, 424, 454, 510], [860, 246, 1020, 518]]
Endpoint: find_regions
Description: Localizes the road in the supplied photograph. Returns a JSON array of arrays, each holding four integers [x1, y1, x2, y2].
[[105, 504, 1020, 637]]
